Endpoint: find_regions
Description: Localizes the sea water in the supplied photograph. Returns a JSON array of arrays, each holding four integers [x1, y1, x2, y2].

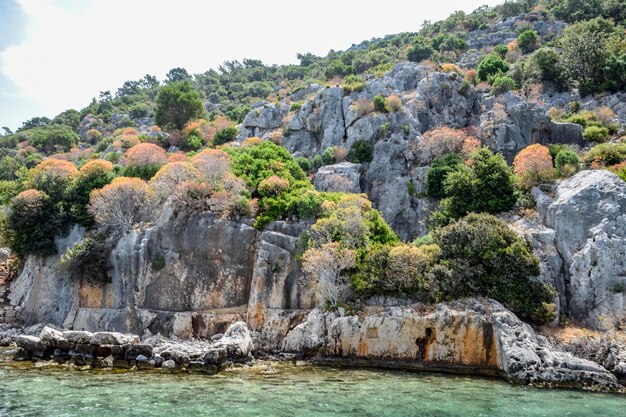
[[0, 361, 624, 417]]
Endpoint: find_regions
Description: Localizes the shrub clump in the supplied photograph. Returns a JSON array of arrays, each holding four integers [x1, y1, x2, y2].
[[431, 213, 556, 324]]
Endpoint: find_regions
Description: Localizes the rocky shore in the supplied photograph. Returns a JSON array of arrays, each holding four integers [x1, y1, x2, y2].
[[2, 300, 624, 393]]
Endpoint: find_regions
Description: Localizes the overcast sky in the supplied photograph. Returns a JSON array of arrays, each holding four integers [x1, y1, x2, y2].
[[0, 0, 503, 131]]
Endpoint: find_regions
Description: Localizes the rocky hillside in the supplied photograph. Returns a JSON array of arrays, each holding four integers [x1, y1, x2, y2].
[[0, 0, 625, 391]]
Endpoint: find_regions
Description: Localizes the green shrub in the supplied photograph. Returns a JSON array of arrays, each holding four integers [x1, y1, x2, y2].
[[407, 39, 434, 63], [373, 95, 390, 113], [224, 141, 319, 228], [342, 75, 366, 93], [322, 147, 336, 165], [517, 29, 539, 53], [437, 148, 517, 222], [583, 143, 626, 166], [123, 164, 161, 181], [296, 157, 312, 172], [432, 213, 556, 324], [555, 149, 580, 175], [290, 102, 303, 112], [491, 76, 516, 94], [29, 125, 80, 155], [214, 126, 239, 145], [493, 44, 508, 59], [477, 54, 509, 82], [425, 153, 464, 198], [347, 140, 373, 163], [6, 189, 62, 256], [583, 126, 609, 142]]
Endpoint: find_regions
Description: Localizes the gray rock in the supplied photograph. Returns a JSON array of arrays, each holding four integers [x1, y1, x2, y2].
[[543, 170, 626, 330], [314, 162, 362, 193], [39, 326, 66, 347], [90, 332, 140, 346], [16, 335, 44, 354], [63, 330, 93, 344], [161, 359, 179, 373]]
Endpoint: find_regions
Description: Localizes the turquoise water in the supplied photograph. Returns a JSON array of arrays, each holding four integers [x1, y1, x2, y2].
[[0, 362, 624, 417]]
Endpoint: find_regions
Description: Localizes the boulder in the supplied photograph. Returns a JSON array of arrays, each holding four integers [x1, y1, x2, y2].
[[39, 326, 66, 347], [314, 162, 362, 193], [90, 332, 140, 346], [63, 330, 93, 344]]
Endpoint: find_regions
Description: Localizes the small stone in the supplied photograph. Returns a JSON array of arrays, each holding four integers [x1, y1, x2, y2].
[[161, 359, 180, 373]]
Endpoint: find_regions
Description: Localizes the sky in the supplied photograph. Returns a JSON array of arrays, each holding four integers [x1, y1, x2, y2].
[[0, 0, 503, 131]]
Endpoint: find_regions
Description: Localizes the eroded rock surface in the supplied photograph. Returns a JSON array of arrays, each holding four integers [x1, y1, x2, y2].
[[282, 300, 622, 391]]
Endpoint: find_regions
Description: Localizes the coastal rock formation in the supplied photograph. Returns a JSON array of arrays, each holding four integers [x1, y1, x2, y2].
[[282, 300, 622, 391], [7, 207, 314, 339], [513, 170, 626, 330], [14, 321, 254, 372]]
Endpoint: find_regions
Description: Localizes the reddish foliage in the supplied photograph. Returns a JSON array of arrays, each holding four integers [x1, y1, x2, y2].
[[513, 144, 553, 175], [124, 143, 167, 168]]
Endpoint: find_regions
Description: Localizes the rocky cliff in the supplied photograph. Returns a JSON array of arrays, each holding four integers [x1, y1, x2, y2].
[[511, 170, 626, 330], [8, 203, 314, 344]]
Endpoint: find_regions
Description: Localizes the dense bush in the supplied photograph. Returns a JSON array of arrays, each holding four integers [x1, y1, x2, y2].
[[425, 153, 464, 198], [554, 149, 580, 176], [477, 54, 509, 82], [583, 143, 626, 167], [6, 189, 61, 255], [491, 75, 516, 94], [28, 125, 80, 155], [347, 140, 373, 163], [67, 160, 116, 226], [432, 213, 557, 324], [224, 141, 322, 228], [517, 29, 539, 53], [437, 148, 517, 222], [373, 95, 390, 113], [342, 75, 366, 93], [582, 126, 609, 142]]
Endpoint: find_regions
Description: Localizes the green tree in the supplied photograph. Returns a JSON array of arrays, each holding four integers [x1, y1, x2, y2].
[[29, 125, 80, 155], [155, 81, 204, 130]]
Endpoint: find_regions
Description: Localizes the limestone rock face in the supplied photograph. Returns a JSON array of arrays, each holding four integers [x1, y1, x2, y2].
[[282, 300, 621, 390], [541, 170, 626, 330], [313, 162, 362, 193], [10, 210, 314, 339]]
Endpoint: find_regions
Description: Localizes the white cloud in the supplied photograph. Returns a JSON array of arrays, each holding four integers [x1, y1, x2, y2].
[[0, 0, 503, 130]]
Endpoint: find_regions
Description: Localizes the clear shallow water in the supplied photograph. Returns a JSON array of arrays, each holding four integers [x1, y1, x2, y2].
[[0, 362, 624, 417]]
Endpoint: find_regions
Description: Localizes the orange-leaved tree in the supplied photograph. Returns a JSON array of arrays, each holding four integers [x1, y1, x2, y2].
[[89, 177, 154, 230], [513, 144, 555, 189], [123, 143, 168, 180]]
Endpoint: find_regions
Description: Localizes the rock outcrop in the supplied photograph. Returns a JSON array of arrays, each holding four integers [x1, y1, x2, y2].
[[282, 300, 622, 391], [8, 206, 314, 341], [513, 171, 626, 330]]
